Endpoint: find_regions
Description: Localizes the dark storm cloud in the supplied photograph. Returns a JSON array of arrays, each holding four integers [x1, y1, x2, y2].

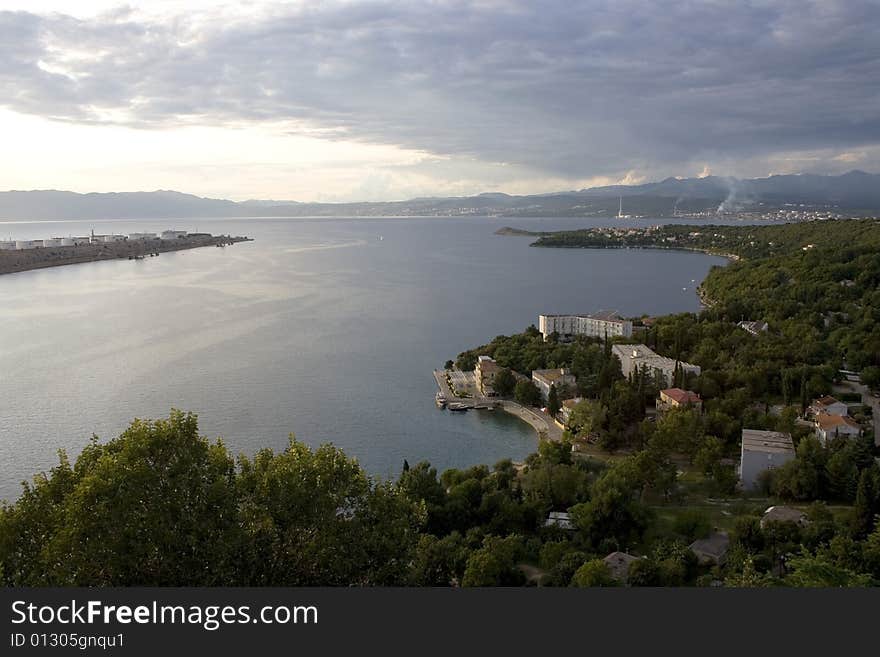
[[2, 0, 879, 179]]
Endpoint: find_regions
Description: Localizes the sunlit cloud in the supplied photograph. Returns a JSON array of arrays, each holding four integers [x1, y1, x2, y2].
[[0, 1, 878, 200]]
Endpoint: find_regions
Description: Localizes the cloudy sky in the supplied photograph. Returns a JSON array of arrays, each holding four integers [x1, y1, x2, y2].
[[1, 0, 878, 201]]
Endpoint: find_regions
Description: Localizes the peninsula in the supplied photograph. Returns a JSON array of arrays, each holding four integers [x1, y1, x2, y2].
[[0, 231, 252, 276]]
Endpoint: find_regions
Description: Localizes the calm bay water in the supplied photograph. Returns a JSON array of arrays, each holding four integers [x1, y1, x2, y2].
[[0, 215, 731, 501]]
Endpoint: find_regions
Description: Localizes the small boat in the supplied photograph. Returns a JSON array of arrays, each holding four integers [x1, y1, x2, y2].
[[447, 403, 469, 412]]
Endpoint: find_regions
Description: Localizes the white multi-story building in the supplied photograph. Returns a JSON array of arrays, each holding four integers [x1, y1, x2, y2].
[[739, 429, 795, 491], [532, 368, 576, 403], [475, 355, 502, 397], [538, 311, 632, 342], [611, 344, 700, 387]]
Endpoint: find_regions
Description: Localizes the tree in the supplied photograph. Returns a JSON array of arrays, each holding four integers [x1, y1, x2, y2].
[[0, 412, 427, 587], [567, 399, 607, 438], [444, 360, 454, 370], [548, 384, 561, 416], [0, 411, 240, 586], [860, 366, 880, 389], [571, 559, 617, 587], [461, 535, 525, 587], [514, 380, 542, 407], [409, 532, 470, 586], [493, 368, 517, 397], [784, 552, 873, 587], [851, 465, 880, 538], [570, 459, 651, 550]]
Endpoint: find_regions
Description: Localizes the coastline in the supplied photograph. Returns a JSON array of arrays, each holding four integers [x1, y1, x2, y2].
[[432, 370, 562, 441], [528, 241, 741, 263], [0, 234, 253, 276]]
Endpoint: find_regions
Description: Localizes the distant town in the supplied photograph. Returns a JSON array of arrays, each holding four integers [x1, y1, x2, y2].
[[0, 230, 252, 276]]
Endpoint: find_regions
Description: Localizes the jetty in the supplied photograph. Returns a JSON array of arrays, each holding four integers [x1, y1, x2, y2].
[[0, 233, 253, 276], [432, 369, 562, 441]]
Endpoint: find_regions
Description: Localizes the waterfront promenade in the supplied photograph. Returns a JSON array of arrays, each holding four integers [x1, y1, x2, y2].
[[432, 370, 563, 441]]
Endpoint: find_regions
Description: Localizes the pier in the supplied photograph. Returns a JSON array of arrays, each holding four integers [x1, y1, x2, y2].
[[432, 369, 562, 441]]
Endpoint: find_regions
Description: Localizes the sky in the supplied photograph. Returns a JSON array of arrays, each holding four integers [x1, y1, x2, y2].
[[1, 0, 879, 202]]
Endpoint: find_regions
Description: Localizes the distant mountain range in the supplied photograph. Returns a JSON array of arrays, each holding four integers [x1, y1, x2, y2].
[[2, 171, 879, 221]]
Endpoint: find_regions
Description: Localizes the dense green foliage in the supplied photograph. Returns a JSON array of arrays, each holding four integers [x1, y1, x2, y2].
[[0, 412, 425, 586], [1, 409, 879, 586], [3, 220, 880, 587]]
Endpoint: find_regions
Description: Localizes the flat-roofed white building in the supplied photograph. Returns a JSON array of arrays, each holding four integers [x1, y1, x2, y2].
[[101, 234, 127, 243], [128, 232, 158, 240], [539, 311, 632, 341], [0, 241, 16, 251], [612, 344, 700, 388], [15, 240, 39, 250], [42, 238, 62, 247], [161, 230, 188, 240], [740, 429, 795, 491]]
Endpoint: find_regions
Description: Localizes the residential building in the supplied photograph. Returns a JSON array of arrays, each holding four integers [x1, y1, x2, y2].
[[760, 506, 808, 529], [538, 311, 632, 342], [689, 532, 729, 565], [544, 511, 575, 531], [603, 552, 640, 584], [474, 355, 501, 397], [559, 397, 583, 427], [612, 344, 700, 388], [532, 368, 576, 403], [739, 429, 795, 491], [737, 320, 768, 336], [656, 388, 702, 414], [809, 396, 849, 418], [814, 413, 861, 445]]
